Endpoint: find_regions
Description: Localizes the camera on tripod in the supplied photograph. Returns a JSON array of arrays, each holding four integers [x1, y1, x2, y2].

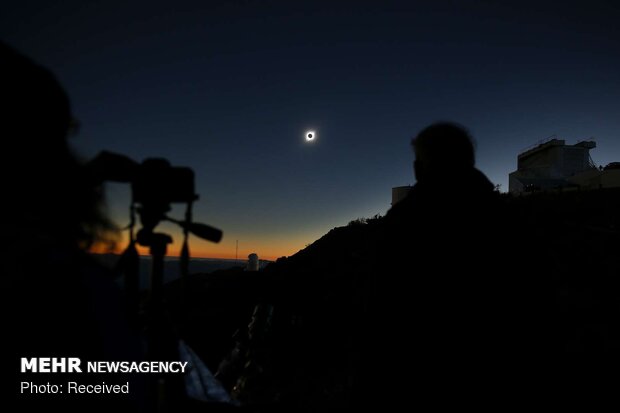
[[89, 151, 222, 245], [89, 151, 222, 308]]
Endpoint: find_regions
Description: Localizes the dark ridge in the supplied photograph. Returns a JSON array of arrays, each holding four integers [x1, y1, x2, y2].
[[161, 188, 620, 410]]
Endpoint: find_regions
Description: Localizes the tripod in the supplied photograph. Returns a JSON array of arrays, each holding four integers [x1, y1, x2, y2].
[[120, 200, 222, 411]]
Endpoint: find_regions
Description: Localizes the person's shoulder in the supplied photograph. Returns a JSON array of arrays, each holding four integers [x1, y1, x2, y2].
[[386, 187, 419, 219], [467, 168, 495, 193]]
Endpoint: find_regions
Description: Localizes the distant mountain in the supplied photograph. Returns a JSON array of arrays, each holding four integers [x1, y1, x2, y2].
[[92, 253, 271, 290]]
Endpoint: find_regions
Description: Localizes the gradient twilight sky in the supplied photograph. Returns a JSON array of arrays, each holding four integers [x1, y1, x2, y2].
[[2, 1, 619, 260]]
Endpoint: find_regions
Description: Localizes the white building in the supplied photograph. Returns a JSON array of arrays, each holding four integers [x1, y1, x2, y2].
[[246, 253, 259, 272], [509, 138, 620, 193]]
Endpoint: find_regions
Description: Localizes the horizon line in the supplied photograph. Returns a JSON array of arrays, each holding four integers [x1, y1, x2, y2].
[[89, 251, 278, 262]]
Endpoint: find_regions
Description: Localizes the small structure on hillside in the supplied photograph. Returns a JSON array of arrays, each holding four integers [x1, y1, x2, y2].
[[391, 186, 412, 206], [246, 253, 259, 272]]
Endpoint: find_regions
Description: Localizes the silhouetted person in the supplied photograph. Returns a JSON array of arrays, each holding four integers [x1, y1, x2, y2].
[[0, 42, 143, 412], [355, 122, 512, 407], [385, 123, 502, 285], [387, 121, 496, 225]]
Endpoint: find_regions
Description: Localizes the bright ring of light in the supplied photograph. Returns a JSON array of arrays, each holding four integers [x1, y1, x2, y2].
[[305, 130, 316, 141]]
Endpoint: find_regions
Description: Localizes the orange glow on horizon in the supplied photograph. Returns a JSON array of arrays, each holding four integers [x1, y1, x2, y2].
[[88, 231, 308, 262]]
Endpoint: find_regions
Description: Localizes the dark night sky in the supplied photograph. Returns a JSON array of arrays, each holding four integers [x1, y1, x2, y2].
[[2, 0, 619, 259]]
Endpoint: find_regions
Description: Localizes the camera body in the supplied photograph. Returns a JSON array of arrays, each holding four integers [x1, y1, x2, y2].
[[132, 158, 198, 206], [89, 151, 198, 206]]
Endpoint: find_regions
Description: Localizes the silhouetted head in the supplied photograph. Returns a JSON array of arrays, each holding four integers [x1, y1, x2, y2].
[[1, 42, 115, 250], [1, 42, 73, 149], [411, 122, 475, 183]]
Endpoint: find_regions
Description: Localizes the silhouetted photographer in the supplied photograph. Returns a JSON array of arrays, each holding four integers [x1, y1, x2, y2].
[[1, 42, 224, 413], [358, 122, 510, 407], [0, 41, 146, 412]]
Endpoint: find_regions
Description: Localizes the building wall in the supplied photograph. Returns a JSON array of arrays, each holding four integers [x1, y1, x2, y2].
[[510, 139, 597, 193], [602, 170, 620, 189], [508, 173, 524, 193], [561, 146, 592, 177], [391, 186, 411, 205], [517, 140, 564, 175], [568, 169, 620, 190], [567, 169, 602, 189]]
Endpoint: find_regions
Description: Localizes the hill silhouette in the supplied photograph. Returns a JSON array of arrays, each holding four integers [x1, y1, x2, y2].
[[159, 187, 620, 410]]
